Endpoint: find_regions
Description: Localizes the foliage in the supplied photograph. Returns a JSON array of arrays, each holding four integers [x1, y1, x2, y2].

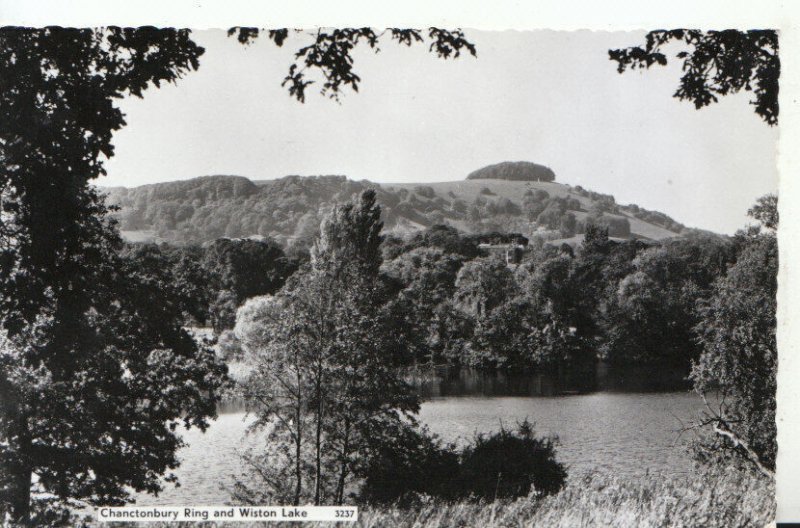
[[747, 193, 778, 230], [358, 421, 565, 506], [105, 174, 686, 245], [610, 30, 779, 125], [234, 191, 419, 506], [0, 27, 227, 525], [458, 420, 566, 500], [357, 423, 460, 505], [203, 237, 297, 332], [382, 247, 467, 364], [467, 161, 556, 182], [228, 28, 476, 103], [691, 195, 778, 472], [203, 238, 295, 301], [120, 243, 214, 325], [600, 238, 732, 367]]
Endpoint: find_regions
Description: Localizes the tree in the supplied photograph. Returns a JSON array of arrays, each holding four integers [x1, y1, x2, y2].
[[747, 193, 778, 230], [0, 28, 228, 525], [203, 238, 295, 303], [610, 30, 779, 125], [382, 247, 467, 365], [600, 242, 719, 368], [120, 243, 214, 326], [202, 238, 297, 332], [228, 28, 476, 102], [690, 195, 778, 474], [234, 191, 418, 506]]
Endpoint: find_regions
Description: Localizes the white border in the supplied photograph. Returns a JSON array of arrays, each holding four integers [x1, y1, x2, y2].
[[0, 0, 791, 30], [0, 0, 797, 523]]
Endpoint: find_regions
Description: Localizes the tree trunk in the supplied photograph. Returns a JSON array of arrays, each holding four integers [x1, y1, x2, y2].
[[294, 378, 303, 506], [335, 420, 351, 505], [9, 415, 33, 526], [10, 466, 32, 527], [314, 374, 323, 505]]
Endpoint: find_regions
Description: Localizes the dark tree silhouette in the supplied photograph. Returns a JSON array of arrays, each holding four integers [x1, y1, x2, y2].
[[609, 30, 779, 125], [228, 27, 476, 102], [0, 28, 230, 526]]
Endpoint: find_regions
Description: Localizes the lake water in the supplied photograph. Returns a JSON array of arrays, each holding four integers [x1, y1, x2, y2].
[[132, 368, 705, 506]]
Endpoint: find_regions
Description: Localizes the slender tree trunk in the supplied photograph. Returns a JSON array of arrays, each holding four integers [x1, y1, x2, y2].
[[314, 372, 323, 505], [335, 419, 351, 505], [294, 368, 303, 506], [10, 420, 32, 526], [10, 466, 32, 527]]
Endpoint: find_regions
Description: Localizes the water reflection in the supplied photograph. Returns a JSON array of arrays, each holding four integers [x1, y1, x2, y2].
[[407, 362, 691, 399]]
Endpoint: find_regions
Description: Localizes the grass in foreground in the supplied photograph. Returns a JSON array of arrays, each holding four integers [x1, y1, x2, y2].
[[91, 464, 774, 528]]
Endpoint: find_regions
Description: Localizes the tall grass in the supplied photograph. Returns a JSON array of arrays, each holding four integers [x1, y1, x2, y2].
[[354, 465, 773, 528], [88, 464, 773, 528]]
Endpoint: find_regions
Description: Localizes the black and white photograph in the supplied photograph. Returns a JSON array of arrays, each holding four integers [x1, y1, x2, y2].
[[0, 3, 794, 526]]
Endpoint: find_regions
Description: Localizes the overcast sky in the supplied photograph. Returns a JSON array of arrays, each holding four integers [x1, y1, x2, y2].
[[102, 29, 778, 235]]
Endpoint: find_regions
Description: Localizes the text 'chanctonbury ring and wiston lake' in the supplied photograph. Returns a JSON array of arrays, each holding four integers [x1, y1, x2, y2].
[[97, 506, 358, 523]]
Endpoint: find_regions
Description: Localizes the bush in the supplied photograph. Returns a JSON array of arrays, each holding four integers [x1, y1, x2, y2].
[[359, 420, 566, 505], [415, 186, 436, 199], [358, 425, 460, 505], [458, 420, 566, 500]]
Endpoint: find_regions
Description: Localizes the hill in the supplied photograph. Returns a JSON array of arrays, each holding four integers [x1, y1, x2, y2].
[[102, 172, 694, 247]]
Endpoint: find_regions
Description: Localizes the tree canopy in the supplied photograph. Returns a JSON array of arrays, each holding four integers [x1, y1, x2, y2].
[[610, 30, 779, 125], [228, 28, 476, 102]]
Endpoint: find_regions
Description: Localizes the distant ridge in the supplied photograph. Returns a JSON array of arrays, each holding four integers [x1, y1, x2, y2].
[[467, 161, 556, 182], [103, 167, 699, 247]]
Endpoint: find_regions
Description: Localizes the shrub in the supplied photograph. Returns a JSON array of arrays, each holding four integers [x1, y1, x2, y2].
[[358, 420, 566, 505], [495, 198, 522, 216], [358, 425, 460, 505], [415, 185, 436, 199], [458, 420, 567, 500], [480, 187, 496, 196]]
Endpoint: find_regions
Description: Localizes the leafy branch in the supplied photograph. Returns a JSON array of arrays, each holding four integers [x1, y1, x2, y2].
[[228, 27, 476, 102], [609, 29, 779, 125]]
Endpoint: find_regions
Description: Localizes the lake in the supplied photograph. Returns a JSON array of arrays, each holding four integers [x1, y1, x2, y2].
[[131, 368, 705, 506]]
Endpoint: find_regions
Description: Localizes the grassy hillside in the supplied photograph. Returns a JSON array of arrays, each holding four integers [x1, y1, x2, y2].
[[103, 173, 691, 246]]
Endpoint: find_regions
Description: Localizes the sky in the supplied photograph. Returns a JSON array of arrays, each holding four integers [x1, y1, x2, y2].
[[101, 29, 779, 235]]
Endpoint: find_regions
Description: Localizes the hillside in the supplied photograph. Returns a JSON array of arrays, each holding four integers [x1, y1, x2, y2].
[[102, 171, 692, 247]]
